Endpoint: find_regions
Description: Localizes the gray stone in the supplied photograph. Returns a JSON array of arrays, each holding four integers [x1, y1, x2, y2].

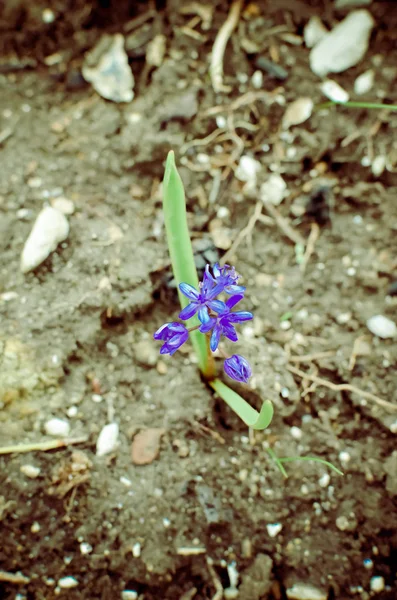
[[238, 554, 273, 600]]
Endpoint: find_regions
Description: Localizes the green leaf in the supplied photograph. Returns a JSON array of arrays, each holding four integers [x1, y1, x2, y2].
[[316, 101, 397, 111], [163, 151, 213, 378], [210, 379, 274, 430]]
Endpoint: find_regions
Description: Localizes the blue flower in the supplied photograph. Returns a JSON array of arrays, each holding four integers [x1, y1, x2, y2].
[[178, 271, 225, 323], [153, 322, 189, 355], [223, 354, 252, 383], [205, 263, 246, 296], [199, 294, 253, 351]]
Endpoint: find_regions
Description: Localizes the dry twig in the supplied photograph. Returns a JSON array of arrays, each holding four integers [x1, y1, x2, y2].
[[210, 0, 243, 93], [220, 202, 273, 264], [206, 557, 224, 600], [289, 350, 336, 363], [300, 222, 320, 273], [288, 365, 397, 412], [0, 436, 88, 456], [0, 571, 30, 584], [262, 201, 305, 246]]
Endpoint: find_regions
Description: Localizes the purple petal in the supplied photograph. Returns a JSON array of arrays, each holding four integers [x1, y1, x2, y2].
[[179, 302, 198, 320], [226, 294, 244, 309], [222, 323, 238, 342], [206, 283, 225, 300], [210, 325, 221, 352], [205, 264, 216, 283], [223, 354, 252, 383], [199, 317, 216, 334], [153, 323, 170, 340], [179, 282, 200, 301], [198, 306, 210, 324], [212, 263, 221, 278], [207, 299, 227, 314], [228, 311, 253, 323], [225, 284, 246, 295]]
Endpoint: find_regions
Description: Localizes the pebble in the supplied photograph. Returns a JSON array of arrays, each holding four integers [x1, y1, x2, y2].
[[370, 576, 385, 593], [251, 70, 264, 89], [266, 523, 283, 537], [58, 577, 78, 589], [336, 515, 350, 531], [132, 542, 141, 558], [82, 34, 134, 103], [366, 315, 397, 339], [320, 80, 349, 103], [134, 340, 158, 367], [260, 173, 287, 205], [20, 206, 69, 273], [286, 583, 327, 600], [290, 426, 302, 440], [282, 98, 313, 129], [371, 155, 386, 177], [121, 592, 138, 600], [20, 464, 41, 479], [255, 56, 288, 80], [80, 542, 93, 555], [44, 418, 70, 437], [309, 10, 375, 77], [304, 16, 328, 48], [319, 473, 330, 488], [363, 558, 373, 570], [131, 428, 165, 465], [96, 423, 119, 456], [354, 69, 374, 95], [235, 155, 261, 183], [51, 197, 75, 215]]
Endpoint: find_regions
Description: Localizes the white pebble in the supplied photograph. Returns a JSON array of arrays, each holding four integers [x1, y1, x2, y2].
[[304, 16, 328, 48], [121, 592, 138, 600], [320, 80, 349, 103], [371, 155, 386, 177], [336, 515, 349, 531], [310, 10, 374, 77], [282, 97, 313, 129], [132, 542, 141, 558], [20, 464, 41, 479], [290, 426, 302, 440], [67, 406, 78, 418], [319, 473, 330, 488], [20, 206, 69, 273], [42, 8, 55, 23], [286, 582, 327, 600], [235, 155, 261, 183], [216, 115, 226, 128], [339, 451, 351, 464], [354, 69, 374, 95], [367, 315, 397, 339], [120, 476, 132, 487], [96, 422, 119, 456], [266, 523, 283, 537], [58, 576, 78, 589], [44, 418, 70, 437], [370, 576, 385, 593], [260, 173, 287, 205], [51, 197, 75, 215], [80, 542, 93, 555], [251, 70, 264, 89]]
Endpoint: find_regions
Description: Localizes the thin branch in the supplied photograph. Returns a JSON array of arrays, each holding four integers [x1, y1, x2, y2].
[[0, 436, 88, 456], [210, 0, 243, 93]]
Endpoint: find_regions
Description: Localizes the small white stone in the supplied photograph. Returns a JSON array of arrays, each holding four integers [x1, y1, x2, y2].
[[120, 476, 132, 487], [367, 315, 397, 339], [42, 8, 55, 23], [235, 155, 261, 183], [354, 69, 374, 95], [370, 576, 385, 593], [83, 34, 134, 103], [216, 115, 226, 128], [282, 98, 313, 129], [44, 418, 70, 437], [21, 206, 69, 273], [163, 517, 171, 528], [67, 406, 78, 418], [260, 173, 287, 205], [290, 426, 303, 440], [336, 515, 349, 531], [251, 70, 264, 89], [121, 592, 138, 600], [319, 473, 330, 488], [92, 394, 103, 403], [266, 523, 283, 537], [31, 521, 41, 533], [287, 582, 326, 600], [339, 451, 351, 464], [51, 197, 75, 215], [96, 422, 119, 456], [310, 10, 375, 77], [132, 542, 141, 557], [320, 80, 349, 103], [58, 576, 78, 589], [80, 542, 93, 555], [20, 464, 41, 479], [304, 16, 328, 48], [371, 155, 386, 177], [363, 558, 373, 570]]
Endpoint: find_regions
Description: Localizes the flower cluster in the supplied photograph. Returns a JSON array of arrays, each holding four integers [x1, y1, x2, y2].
[[154, 263, 253, 383]]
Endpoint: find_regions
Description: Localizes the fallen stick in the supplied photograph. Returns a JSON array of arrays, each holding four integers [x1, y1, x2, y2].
[[0, 436, 88, 456], [210, 0, 243, 93]]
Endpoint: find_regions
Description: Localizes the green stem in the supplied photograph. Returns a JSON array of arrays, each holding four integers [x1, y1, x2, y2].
[[267, 448, 288, 478], [316, 101, 397, 112], [278, 456, 344, 476], [163, 151, 214, 379]]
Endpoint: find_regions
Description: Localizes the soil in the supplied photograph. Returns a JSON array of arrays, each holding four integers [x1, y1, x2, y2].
[[0, 1, 396, 599]]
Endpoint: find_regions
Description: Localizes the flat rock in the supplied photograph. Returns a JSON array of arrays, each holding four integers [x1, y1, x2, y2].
[[287, 583, 327, 600], [20, 206, 69, 273], [366, 315, 397, 339], [131, 428, 166, 465], [310, 10, 374, 77]]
